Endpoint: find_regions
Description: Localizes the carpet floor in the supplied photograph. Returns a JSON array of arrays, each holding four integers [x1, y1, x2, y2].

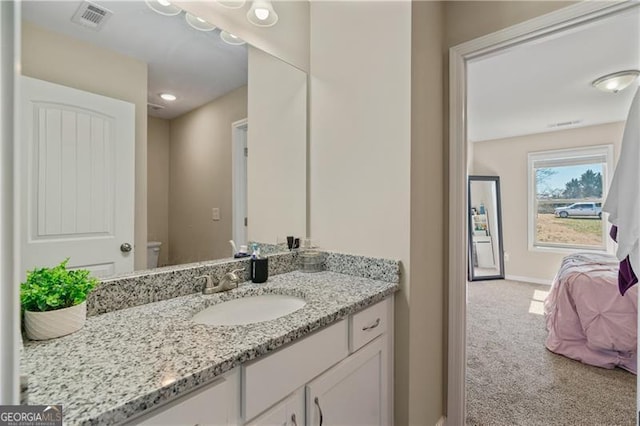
[[466, 279, 636, 426]]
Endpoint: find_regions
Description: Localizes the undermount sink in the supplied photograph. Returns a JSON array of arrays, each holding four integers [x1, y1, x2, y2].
[[192, 294, 306, 326]]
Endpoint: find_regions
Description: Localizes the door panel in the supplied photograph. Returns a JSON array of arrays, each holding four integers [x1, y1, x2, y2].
[[305, 336, 388, 426], [21, 76, 135, 279]]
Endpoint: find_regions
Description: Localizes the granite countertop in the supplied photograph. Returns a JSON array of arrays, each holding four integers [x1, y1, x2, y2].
[[22, 270, 399, 425]]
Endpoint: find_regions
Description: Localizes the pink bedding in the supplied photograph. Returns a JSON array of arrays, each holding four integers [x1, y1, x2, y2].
[[544, 253, 637, 374]]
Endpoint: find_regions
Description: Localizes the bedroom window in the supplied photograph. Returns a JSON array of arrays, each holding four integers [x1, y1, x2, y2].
[[527, 145, 613, 252]]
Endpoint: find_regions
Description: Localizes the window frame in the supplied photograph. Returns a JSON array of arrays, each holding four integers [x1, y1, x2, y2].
[[527, 144, 614, 254]]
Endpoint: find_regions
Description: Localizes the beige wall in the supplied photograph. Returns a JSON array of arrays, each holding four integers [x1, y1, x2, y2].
[[21, 21, 148, 270], [445, 1, 577, 47], [147, 117, 170, 267], [247, 47, 306, 244], [177, 1, 309, 72], [169, 86, 247, 265], [473, 122, 624, 282], [409, 2, 445, 424]]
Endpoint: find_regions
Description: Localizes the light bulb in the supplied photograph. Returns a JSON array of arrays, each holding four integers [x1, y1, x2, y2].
[[157, 0, 171, 6], [255, 8, 269, 20], [160, 93, 177, 101]]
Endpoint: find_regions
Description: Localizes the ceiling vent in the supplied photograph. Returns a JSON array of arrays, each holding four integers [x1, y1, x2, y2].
[[548, 120, 582, 129], [147, 102, 166, 111], [71, 1, 112, 31]]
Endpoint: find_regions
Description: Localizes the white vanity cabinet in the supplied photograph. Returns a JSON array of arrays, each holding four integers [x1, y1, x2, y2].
[[127, 296, 393, 426], [246, 296, 393, 426]]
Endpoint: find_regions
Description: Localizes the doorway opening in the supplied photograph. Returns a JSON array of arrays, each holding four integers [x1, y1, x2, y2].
[[448, 2, 640, 425], [232, 118, 248, 248]]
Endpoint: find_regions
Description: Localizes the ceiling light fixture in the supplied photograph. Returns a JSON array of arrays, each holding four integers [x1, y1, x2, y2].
[[592, 70, 640, 93], [185, 13, 216, 31], [220, 30, 246, 45], [247, 0, 278, 27], [145, 0, 182, 16], [217, 0, 246, 9], [160, 93, 177, 101]]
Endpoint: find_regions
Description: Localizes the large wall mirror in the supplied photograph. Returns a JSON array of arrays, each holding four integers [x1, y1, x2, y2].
[[468, 176, 505, 281], [19, 1, 307, 278]]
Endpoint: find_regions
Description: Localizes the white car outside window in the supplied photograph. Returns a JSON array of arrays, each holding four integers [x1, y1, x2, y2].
[[554, 202, 602, 218]]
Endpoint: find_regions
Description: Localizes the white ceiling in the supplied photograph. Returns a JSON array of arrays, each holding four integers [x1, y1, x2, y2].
[[22, 1, 248, 120], [468, 7, 640, 142]]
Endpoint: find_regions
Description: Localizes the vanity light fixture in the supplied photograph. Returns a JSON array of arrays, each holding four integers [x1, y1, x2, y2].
[[592, 70, 640, 93], [144, 0, 182, 16], [247, 0, 278, 27], [185, 13, 216, 31], [160, 93, 177, 101], [217, 0, 246, 9], [220, 30, 246, 45]]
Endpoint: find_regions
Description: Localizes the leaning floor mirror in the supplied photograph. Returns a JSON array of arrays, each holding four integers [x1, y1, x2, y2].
[[468, 176, 505, 281]]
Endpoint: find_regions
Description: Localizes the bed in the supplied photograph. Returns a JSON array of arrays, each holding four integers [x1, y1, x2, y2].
[[544, 252, 637, 374]]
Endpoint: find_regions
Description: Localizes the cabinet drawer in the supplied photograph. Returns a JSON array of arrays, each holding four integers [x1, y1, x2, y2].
[[349, 299, 389, 353], [243, 319, 348, 421], [129, 367, 240, 425]]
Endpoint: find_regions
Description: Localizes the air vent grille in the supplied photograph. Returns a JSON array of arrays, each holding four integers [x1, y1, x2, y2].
[[147, 103, 166, 111], [71, 1, 112, 31], [548, 119, 582, 128]]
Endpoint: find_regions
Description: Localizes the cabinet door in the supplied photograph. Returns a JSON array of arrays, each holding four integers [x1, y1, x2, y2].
[[305, 336, 389, 426], [246, 388, 304, 426]]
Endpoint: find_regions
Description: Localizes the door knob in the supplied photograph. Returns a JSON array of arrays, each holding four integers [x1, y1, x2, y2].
[[120, 243, 132, 253]]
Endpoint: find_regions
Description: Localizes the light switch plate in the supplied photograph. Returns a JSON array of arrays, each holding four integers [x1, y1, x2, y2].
[[212, 208, 220, 221]]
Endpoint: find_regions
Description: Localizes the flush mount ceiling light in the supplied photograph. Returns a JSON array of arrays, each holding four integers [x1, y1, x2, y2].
[[160, 93, 177, 101], [220, 30, 246, 45], [145, 0, 182, 16], [185, 13, 216, 31], [217, 0, 246, 9], [247, 0, 278, 27], [592, 70, 640, 93]]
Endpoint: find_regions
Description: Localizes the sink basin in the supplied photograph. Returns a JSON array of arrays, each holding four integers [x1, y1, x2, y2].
[[192, 294, 306, 326]]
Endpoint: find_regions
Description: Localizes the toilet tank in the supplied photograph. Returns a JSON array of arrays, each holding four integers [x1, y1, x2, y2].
[[147, 241, 162, 269]]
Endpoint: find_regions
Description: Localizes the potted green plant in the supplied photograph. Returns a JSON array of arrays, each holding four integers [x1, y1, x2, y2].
[[21, 259, 98, 340]]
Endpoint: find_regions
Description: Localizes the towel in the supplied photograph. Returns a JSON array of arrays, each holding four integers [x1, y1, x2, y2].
[[603, 87, 640, 290]]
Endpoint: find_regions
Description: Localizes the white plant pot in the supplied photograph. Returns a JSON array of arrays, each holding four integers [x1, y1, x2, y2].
[[24, 301, 87, 340]]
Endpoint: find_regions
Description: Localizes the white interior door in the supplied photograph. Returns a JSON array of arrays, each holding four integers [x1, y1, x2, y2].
[[20, 76, 135, 279], [232, 119, 248, 248]]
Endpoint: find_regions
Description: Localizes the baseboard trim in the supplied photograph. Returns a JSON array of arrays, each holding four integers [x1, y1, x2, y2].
[[436, 415, 446, 426], [505, 274, 552, 286]]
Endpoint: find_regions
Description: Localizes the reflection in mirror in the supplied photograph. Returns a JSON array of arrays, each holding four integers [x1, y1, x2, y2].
[[468, 176, 505, 281], [19, 1, 306, 278]]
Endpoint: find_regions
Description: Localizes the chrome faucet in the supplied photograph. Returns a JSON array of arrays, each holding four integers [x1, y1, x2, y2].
[[196, 268, 245, 295]]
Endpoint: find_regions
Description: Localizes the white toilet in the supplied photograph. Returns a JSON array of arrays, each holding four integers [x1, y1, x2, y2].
[[147, 241, 162, 269]]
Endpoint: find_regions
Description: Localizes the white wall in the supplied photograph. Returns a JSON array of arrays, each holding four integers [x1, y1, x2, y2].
[[247, 46, 306, 244], [473, 122, 624, 282], [309, 0, 413, 422], [177, 0, 309, 72], [309, 1, 411, 259]]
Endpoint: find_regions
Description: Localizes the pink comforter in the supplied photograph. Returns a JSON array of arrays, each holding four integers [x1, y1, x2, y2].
[[544, 253, 637, 374]]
